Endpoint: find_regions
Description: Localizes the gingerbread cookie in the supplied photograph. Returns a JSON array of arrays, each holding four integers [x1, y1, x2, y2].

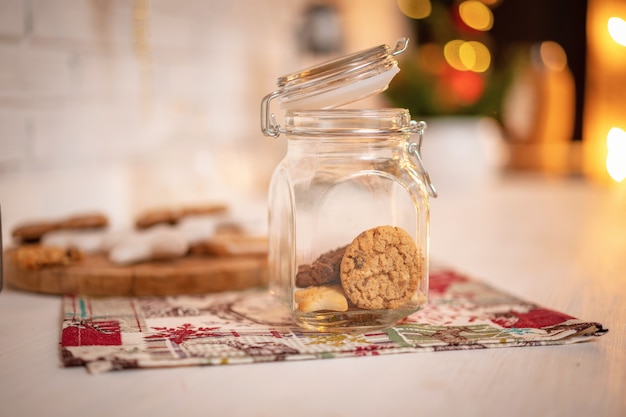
[[189, 235, 267, 257], [135, 204, 228, 229], [11, 221, 57, 243], [135, 208, 179, 229], [295, 245, 346, 287], [57, 212, 109, 230], [340, 225, 420, 310], [179, 204, 228, 218], [12, 212, 109, 244]]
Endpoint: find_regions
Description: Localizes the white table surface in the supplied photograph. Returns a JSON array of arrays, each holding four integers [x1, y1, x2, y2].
[[1, 173, 625, 417]]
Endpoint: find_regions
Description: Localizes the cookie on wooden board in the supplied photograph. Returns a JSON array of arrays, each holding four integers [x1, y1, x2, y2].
[[11, 222, 57, 243], [12, 212, 109, 244], [57, 212, 109, 230], [135, 208, 179, 229], [12, 245, 84, 270], [135, 204, 229, 229]]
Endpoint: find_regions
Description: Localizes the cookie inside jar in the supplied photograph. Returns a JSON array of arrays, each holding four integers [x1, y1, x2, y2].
[[292, 226, 427, 332]]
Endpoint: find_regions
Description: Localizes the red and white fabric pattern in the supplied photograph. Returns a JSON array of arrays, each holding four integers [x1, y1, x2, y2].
[[61, 268, 607, 374]]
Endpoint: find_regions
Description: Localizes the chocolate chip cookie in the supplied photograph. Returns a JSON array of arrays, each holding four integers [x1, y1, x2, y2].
[[340, 225, 420, 309]]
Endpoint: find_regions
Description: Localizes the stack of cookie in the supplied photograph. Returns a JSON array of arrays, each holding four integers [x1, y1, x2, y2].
[[11, 212, 109, 269], [294, 225, 422, 312], [8, 205, 267, 271], [5, 205, 268, 296]]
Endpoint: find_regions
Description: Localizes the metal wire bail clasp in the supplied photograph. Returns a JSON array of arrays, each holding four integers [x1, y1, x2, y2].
[[408, 120, 438, 198], [261, 91, 281, 137], [392, 38, 409, 56]]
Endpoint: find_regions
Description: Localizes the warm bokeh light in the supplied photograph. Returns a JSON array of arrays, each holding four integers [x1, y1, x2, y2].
[[606, 127, 626, 182], [583, 0, 626, 184], [539, 41, 568, 72], [461, 41, 491, 72], [445, 68, 485, 104], [443, 40, 465, 71], [608, 16, 626, 46], [444, 40, 491, 72], [458, 0, 494, 31], [397, 0, 432, 19]]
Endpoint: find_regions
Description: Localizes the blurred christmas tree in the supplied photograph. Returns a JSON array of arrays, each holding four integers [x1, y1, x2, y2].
[[385, 0, 516, 121]]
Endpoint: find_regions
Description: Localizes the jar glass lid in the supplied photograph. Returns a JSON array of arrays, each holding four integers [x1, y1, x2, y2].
[[261, 38, 410, 137]]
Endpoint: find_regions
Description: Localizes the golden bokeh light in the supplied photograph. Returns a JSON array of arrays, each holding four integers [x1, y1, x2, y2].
[[461, 41, 491, 72], [583, 0, 626, 184], [539, 41, 568, 72], [444, 40, 491, 72], [458, 0, 494, 31], [481, 0, 500, 5], [397, 0, 432, 19], [459, 43, 477, 69], [606, 127, 626, 182], [608, 16, 626, 46], [443, 40, 465, 70]]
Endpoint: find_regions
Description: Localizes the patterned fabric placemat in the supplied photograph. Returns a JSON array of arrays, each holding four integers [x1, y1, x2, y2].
[[60, 268, 607, 373]]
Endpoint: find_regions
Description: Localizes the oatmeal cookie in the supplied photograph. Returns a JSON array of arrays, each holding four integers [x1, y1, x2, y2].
[[340, 225, 420, 310], [295, 245, 346, 287], [13, 245, 84, 270]]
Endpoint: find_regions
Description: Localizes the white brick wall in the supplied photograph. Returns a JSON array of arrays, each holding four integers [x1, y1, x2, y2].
[[0, 0, 409, 244], [0, 0, 24, 39], [0, 110, 26, 168]]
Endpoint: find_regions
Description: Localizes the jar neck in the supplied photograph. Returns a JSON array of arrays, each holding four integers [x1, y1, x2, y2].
[[285, 136, 408, 158], [285, 134, 410, 163], [283, 108, 412, 139]]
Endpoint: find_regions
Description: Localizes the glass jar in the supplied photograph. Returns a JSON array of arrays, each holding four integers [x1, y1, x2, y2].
[[261, 38, 436, 332], [267, 108, 434, 332]]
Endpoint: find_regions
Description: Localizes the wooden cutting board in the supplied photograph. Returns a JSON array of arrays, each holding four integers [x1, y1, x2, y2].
[[3, 249, 268, 296]]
